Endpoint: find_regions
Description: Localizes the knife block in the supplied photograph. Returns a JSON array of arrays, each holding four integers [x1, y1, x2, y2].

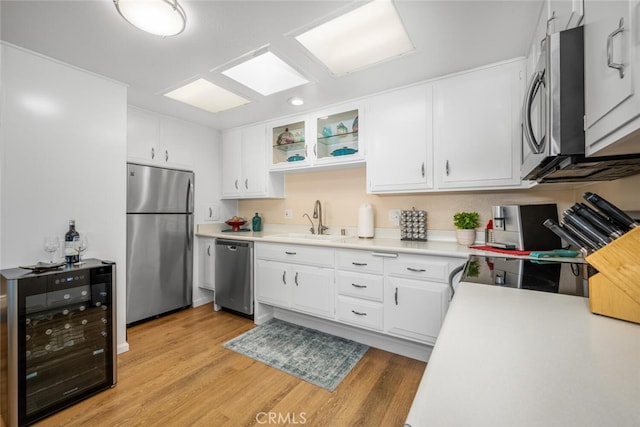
[[585, 226, 640, 324]]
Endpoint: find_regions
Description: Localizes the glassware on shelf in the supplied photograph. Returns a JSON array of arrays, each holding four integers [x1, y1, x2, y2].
[[337, 122, 348, 135], [74, 235, 88, 264], [43, 236, 60, 263], [276, 128, 295, 145]]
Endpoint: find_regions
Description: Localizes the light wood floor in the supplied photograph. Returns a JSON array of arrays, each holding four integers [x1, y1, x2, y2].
[[31, 305, 426, 427]]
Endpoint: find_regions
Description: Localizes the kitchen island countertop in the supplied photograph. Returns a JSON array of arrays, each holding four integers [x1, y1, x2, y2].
[[405, 282, 640, 426]]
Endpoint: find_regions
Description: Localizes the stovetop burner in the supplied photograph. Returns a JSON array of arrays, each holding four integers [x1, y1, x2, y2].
[[460, 255, 589, 297]]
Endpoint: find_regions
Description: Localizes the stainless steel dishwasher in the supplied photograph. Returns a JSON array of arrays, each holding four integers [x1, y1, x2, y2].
[[215, 239, 254, 316]]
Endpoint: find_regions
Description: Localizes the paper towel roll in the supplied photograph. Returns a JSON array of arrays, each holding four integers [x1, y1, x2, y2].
[[358, 203, 374, 238]]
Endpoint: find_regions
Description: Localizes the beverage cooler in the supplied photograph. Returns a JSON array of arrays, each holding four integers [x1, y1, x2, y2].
[[1, 259, 116, 426]]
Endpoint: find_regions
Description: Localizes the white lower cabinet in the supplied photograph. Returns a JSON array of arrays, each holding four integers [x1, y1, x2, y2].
[[255, 259, 291, 307], [290, 264, 334, 318], [255, 243, 464, 348], [336, 296, 384, 331], [383, 253, 463, 345], [384, 276, 450, 345], [197, 237, 215, 291], [255, 243, 334, 319]]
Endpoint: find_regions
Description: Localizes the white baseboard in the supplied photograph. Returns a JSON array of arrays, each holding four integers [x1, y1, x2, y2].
[[193, 296, 214, 308], [271, 308, 432, 362], [117, 342, 130, 354]]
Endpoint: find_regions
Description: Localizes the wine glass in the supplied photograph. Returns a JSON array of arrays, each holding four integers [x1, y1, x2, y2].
[[43, 236, 60, 263], [74, 235, 88, 264]]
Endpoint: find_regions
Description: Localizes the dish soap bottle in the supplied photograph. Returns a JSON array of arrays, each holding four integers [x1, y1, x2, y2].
[[252, 213, 262, 232]]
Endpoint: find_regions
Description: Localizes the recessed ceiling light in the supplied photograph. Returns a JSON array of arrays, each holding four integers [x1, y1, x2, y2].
[[288, 97, 304, 106], [295, 0, 414, 76], [221, 51, 309, 96], [114, 0, 187, 36], [164, 79, 250, 113]]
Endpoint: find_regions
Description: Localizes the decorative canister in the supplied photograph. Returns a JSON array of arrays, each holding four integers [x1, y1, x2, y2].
[[400, 208, 427, 241]]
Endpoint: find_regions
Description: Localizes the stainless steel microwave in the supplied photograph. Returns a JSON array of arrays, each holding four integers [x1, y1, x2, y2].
[[521, 26, 585, 181], [521, 26, 640, 183]]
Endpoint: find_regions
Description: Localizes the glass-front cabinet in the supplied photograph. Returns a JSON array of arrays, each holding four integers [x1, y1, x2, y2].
[[270, 104, 363, 171]]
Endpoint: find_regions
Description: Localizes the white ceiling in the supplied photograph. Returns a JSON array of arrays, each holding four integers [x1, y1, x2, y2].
[[0, 0, 544, 130]]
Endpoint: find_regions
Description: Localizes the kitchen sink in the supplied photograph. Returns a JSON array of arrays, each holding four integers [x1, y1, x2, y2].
[[268, 233, 347, 241]]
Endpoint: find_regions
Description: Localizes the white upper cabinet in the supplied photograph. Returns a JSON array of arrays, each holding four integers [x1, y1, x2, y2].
[[269, 103, 364, 172], [127, 106, 192, 169], [584, 0, 640, 156], [221, 124, 284, 199], [433, 59, 525, 189], [366, 83, 433, 193], [547, 0, 584, 33]]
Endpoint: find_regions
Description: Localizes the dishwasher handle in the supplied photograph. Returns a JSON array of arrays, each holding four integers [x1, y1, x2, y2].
[[216, 239, 252, 249]]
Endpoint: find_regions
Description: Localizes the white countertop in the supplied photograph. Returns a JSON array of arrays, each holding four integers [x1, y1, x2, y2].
[[196, 223, 585, 262], [405, 283, 640, 427]]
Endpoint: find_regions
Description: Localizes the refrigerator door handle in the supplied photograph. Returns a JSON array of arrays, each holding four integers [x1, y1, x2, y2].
[[187, 178, 194, 212]]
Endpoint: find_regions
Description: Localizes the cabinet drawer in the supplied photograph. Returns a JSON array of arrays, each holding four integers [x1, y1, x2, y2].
[[335, 250, 384, 274], [336, 271, 383, 302], [336, 296, 383, 331], [255, 243, 334, 267], [386, 254, 464, 283]]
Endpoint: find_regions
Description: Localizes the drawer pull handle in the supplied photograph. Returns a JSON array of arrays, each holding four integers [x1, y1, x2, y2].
[[372, 252, 398, 258], [285, 251, 297, 255], [407, 267, 426, 272], [352, 262, 368, 266], [351, 283, 367, 289], [352, 310, 367, 316]]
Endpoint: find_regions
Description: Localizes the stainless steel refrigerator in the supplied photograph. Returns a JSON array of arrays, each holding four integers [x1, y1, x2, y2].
[[126, 163, 194, 325]]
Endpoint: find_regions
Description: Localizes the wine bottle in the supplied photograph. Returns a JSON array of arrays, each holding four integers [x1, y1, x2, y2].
[[64, 220, 80, 264]]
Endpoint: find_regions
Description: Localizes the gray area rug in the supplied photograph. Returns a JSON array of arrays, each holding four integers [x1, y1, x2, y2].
[[223, 318, 369, 391]]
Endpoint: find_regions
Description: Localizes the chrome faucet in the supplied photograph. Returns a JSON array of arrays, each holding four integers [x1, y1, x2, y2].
[[313, 200, 329, 235], [302, 213, 315, 234]]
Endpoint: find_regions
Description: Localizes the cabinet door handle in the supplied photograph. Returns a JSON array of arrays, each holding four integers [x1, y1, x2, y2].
[[165, 150, 169, 162], [151, 147, 155, 159], [285, 251, 297, 255], [407, 267, 426, 272], [207, 245, 211, 256], [351, 310, 367, 316], [607, 18, 625, 79], [244, 178, 248, 190], [395, 287, 398, 305], [209, 207, 212, 218], [234, 179, 239, 190], [445, 160, 450, 176], [352, 262, 367, 266], [421, 162, 425, 178], [294, 272, 299, 286], [351, 283, 367, 289], [282, 271, 286, 285]]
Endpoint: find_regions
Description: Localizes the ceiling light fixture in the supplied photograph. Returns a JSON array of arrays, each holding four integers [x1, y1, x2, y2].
[[164, 79, 250, 113], [114, 0, 187, 36], [295, 0, 413, 75], [222, 51, 309, 96], [288, 97, 304, 106]]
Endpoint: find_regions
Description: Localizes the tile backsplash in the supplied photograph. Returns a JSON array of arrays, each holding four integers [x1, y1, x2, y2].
[[239, 168, 640, 232]]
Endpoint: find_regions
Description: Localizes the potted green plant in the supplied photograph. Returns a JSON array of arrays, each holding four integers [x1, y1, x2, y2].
[[453, 211, 480, 245]]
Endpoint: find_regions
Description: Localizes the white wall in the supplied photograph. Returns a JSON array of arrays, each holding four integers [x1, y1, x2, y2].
[[0, 43, 128, 351]]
